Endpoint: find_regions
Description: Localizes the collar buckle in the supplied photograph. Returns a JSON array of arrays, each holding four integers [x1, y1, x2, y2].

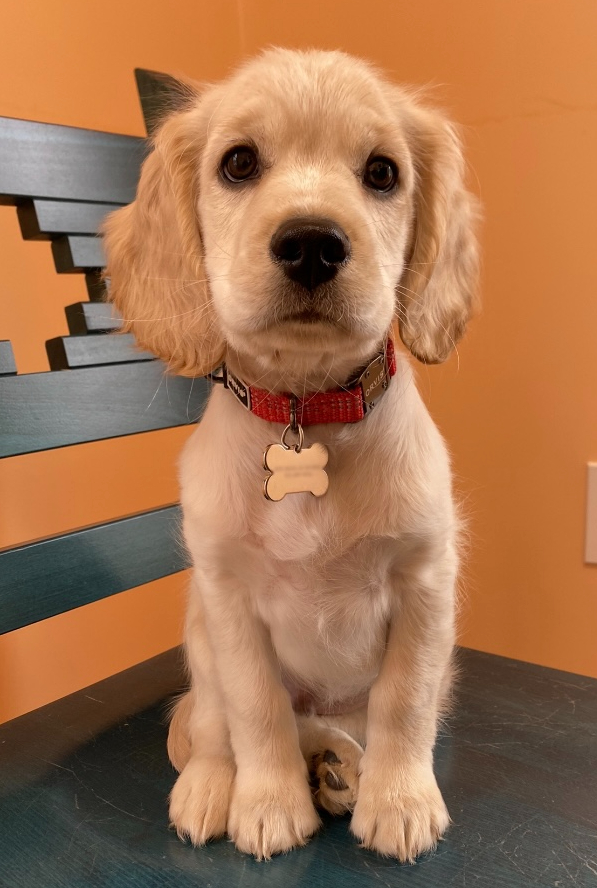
[[357, 351, 389, 413]]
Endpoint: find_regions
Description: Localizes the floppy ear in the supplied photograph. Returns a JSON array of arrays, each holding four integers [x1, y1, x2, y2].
[[103, 97, 225, 377], [397, 103, 480, 364]]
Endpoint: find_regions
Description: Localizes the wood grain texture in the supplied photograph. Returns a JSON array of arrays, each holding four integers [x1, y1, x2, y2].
[[0, 505, 187, 634], [17, 198, 121, 239], [0, 647, 595, 886], [0, 362, 208, 457], [46, 333, 152, 370], [0, 340, 17, 375], [65, 302, 122, 335], [51, 234, 105, 272], [0, 116, 145, 205], [135, 68, 195, 136]]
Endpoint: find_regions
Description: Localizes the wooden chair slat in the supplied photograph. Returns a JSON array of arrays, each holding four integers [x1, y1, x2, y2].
[[0, 505, 187, 635], [65, 302, 122, 335], [17, 198, 121, 239], [0, 116, 145, 205], [51, 234, 105, 273], [0, 340, 17, 376], [135, 67, 190, 136], [0, 362, 207, 457], [46, 333, 152, 370]]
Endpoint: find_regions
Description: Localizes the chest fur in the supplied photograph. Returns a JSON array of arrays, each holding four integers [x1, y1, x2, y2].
[[249, 533, 396, 697]]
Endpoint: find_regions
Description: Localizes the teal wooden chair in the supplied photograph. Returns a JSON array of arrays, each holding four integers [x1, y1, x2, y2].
[[0, 76, 596, 888]]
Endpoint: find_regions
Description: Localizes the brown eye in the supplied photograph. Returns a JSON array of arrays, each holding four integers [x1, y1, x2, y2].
[[221, 146, 259, 182], [363, 156, 398, 193]]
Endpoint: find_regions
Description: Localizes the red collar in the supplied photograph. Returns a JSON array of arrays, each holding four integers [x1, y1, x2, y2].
[[213, 339, 396, 426]]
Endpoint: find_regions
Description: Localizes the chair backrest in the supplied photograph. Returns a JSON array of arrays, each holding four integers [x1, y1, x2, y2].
[[0, 85, 207, 636]]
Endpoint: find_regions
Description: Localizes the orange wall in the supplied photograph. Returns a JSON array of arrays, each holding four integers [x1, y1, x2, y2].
[[1, 0, 596, 723]]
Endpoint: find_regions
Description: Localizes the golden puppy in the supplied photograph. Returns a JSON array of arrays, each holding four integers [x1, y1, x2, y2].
[[104, 48, 479, 862]]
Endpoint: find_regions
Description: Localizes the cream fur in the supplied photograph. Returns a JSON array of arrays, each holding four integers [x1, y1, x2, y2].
[[103, 47, 479, 862]]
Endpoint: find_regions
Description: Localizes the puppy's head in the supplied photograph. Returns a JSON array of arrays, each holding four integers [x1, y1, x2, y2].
[[104, 49, 479, 379]]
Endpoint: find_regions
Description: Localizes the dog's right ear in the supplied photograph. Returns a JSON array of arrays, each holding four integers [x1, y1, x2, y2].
[[103, 95, 225, 377]]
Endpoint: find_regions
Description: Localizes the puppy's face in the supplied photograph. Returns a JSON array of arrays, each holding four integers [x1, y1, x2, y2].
[[104, 50, 479, 380], [199, 53, 415, 370]]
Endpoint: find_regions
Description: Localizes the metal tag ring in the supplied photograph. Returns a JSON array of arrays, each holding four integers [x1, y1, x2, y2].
[[281, 423, 304, 452]]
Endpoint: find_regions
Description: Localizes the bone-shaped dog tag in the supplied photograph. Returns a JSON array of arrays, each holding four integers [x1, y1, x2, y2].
[[263, 441, 329, 501]]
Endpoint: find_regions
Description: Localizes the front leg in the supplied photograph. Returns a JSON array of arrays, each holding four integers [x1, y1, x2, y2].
[[351, 547, 456, 862], [197, 558, 320, 859], [168, 586, 236, 847]]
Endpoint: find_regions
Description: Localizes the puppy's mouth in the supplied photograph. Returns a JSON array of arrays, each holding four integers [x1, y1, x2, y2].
[[277, 307, 337, 325], [269, 281, 353, 333]]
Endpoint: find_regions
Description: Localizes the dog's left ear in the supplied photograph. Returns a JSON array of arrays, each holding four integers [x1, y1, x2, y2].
[[397, 101, 480, 364]]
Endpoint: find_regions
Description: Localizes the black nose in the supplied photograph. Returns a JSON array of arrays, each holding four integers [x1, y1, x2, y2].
[[270, 217, 351, 292]]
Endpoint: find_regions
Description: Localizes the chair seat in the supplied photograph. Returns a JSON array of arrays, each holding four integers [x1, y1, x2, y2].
[[1, 648, 595, 888]]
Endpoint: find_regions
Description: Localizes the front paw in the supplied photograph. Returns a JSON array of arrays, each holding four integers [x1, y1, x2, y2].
[[169, 755, 236, 846], [351, 759, 450, 862], [228, 768, 320, 859]]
